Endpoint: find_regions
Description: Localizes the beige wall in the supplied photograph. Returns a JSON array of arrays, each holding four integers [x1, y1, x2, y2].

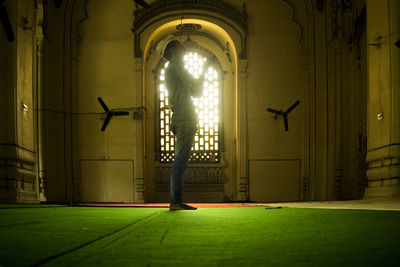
[[69, 0, 312, 202], [247, 0, 305, 158], [74, 0, 137, 202], [245, 0, 307, 202], [76, 0, 136, 160], [4, 0, 384, 203]]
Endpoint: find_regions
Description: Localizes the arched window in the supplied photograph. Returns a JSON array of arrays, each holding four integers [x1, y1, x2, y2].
[[156, 49, 223, 164]]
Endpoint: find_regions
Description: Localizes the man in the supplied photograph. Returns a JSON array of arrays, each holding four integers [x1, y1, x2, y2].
[[156, 35, 210, 210]]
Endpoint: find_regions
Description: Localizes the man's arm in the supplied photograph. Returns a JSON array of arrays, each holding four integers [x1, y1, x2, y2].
[[179, 68, 205, 98], [179, 58, 214, 98]]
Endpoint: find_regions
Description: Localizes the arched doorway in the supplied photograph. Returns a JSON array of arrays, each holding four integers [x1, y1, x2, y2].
[[145, 34, 228, 202], [132, 1, 248, 202]]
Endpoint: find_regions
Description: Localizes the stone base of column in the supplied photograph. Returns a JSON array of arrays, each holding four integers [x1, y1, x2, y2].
[[0, 183, 39, 203], [364, 179, 400, 199], [365, 145, 400, 199], [0, 145, 39, 203], [135, 177, 145, 203], [237, 176, 248, 201]]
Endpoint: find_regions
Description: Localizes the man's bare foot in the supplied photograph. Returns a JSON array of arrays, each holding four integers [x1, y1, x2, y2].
[[169, 203, 197, 211]]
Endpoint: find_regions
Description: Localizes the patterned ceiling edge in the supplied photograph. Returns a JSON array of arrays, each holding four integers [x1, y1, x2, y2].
[[133, 0, 248, 34]]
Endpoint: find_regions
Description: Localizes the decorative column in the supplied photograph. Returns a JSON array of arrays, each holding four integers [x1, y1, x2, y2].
[[0, 0, 38, 203], [365, 0, 400, 198], [237, 59, 248, 201], [333, 36, 344, 199], [35, 0, 47, 201], [134, 57, 145, 203]]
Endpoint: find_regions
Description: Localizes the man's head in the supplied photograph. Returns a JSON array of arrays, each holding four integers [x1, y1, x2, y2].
[[156, 35, 185, 60]]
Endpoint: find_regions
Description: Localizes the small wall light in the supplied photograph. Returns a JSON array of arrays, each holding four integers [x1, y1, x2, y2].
[[22, 103, 28, 112], [368, 36, 382, 48]]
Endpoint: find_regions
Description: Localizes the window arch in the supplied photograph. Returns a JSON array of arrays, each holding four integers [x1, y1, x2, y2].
[[155, 47, 223, 164]]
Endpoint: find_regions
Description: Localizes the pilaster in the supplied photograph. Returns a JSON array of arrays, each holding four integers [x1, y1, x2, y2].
[[237, 59, 248, 201], [365, 0, 400, 198], [35, 0, 46, 202], [0, 0, 38, 203], [134, 57, 145, 203]]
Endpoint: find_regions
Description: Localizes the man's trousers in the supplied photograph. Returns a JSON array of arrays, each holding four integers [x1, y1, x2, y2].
[[170, 121, 197, 204]]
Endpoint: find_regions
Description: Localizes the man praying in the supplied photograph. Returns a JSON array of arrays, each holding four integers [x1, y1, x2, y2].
[[156, 35, 211, 210]]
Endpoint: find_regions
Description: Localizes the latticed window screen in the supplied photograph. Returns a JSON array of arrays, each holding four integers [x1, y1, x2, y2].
[[158, 51, 221, 163]]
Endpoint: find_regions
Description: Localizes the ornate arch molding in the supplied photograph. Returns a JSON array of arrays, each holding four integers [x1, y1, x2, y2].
[[132, 0, 248, 59], [69, 0, 90, 60], [280, 0, 307, 50], [153, 39, 225, 80], [146, 31, 232, 63]]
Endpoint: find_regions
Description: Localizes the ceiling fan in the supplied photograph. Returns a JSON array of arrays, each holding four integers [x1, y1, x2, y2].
[[0, 0, 14, 42], [266, 100, 300, 132], [97, 97, 130, 131]]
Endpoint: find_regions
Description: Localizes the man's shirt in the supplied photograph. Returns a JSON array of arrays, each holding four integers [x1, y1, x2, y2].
[[165, 57, 203, 123]]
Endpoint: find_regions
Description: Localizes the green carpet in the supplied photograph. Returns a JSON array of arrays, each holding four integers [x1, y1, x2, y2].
[[0, 205, 399, 266]]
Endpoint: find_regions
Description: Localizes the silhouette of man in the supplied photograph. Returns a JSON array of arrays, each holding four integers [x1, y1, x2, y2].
[[156, 35, 210, 210]]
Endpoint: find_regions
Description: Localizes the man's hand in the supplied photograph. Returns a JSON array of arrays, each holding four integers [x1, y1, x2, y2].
[[203, 56, 216, 70]]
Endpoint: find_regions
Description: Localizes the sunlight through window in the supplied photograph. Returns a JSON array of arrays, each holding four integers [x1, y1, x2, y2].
[[158, 51, 221, 163]]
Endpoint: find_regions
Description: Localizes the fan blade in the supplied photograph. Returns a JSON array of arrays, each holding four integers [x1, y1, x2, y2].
[[0, 4, 14, 42], [97, 97, 109, 112], [134, 0, 150, 8], [266, 108, 282, 116], [287, 100, 300, 113], [284, 117, 289, 132], [101, 113, 113, 131], [395, 39, 400, 48], [113, 111, 130, 116]]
